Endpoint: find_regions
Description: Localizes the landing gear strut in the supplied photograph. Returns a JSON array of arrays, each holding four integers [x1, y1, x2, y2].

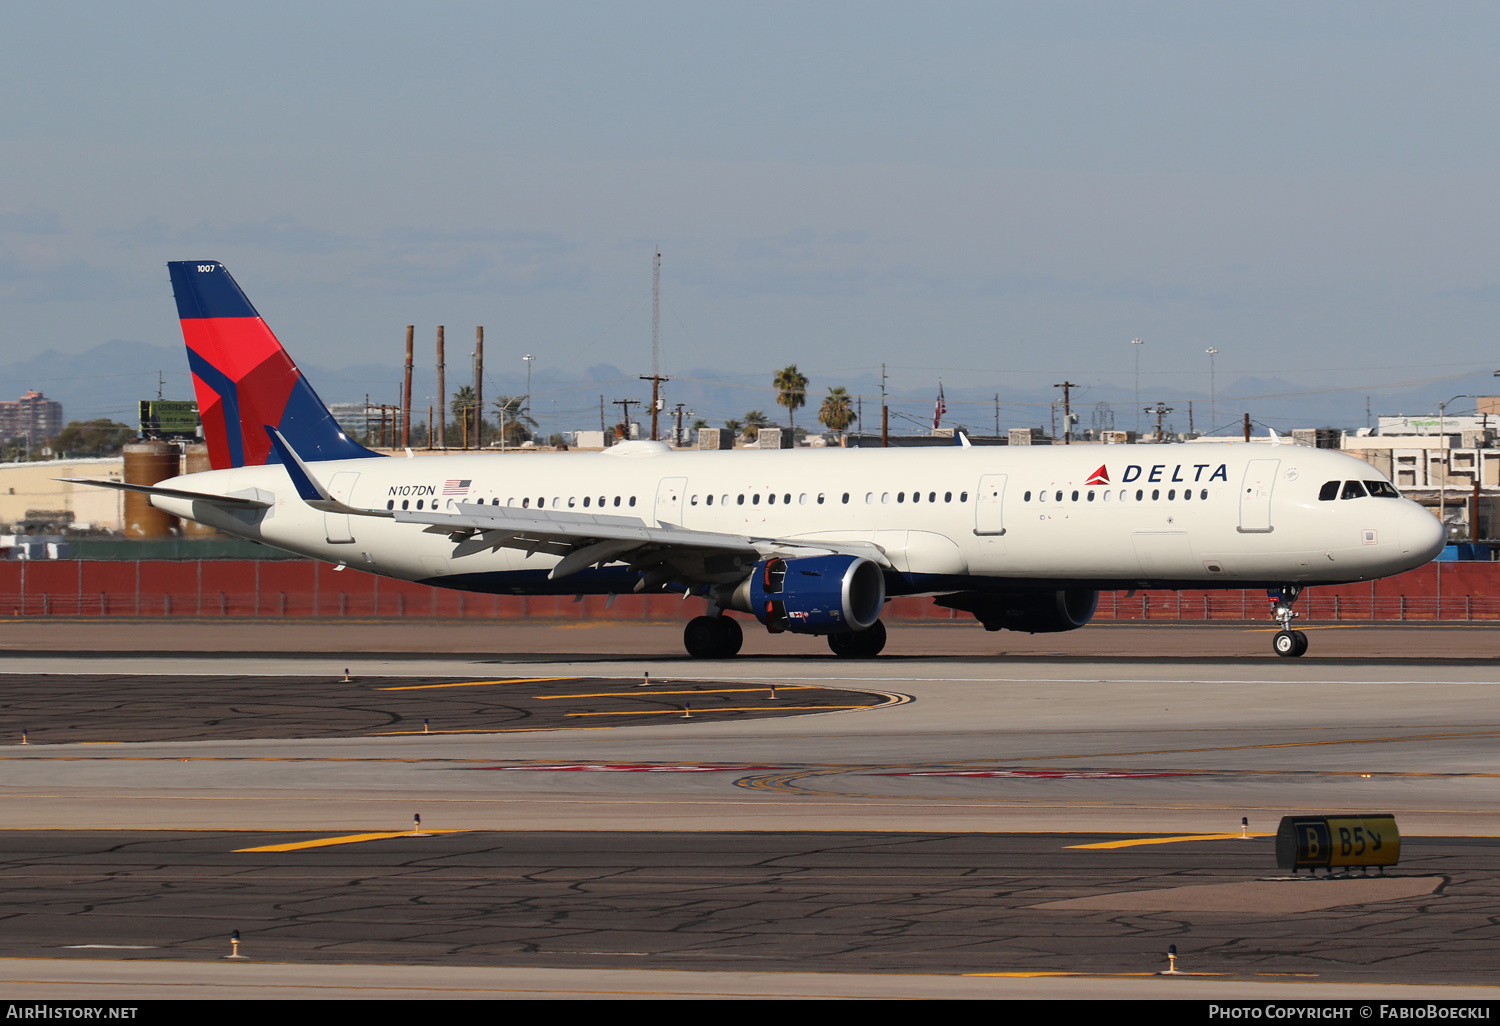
[[827, 619, 887, 658], [684, 615, 744, 659], [1269, 586, 1308, 658]]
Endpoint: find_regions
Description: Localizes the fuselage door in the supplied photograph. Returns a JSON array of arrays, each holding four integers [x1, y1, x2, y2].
[[974, 474, 1007, 536], [1238, 459, 1279, 534], [324, 471, 359, 543], [654, 476, 688, 527]]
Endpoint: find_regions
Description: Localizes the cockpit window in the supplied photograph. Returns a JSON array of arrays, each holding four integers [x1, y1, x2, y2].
[[1365, 480, 1401, 498], [1341, 480, 1368, 500], [1319, 481, 1339, 501]]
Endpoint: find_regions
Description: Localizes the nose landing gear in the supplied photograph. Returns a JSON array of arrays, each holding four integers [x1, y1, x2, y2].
[[1269, 586, 1308, 658]]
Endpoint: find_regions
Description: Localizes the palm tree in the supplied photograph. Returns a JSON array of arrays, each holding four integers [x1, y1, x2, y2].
[[818, 386, 854, 442], [774, 365, 809, 432], [740, 409, 769, 443], [450, 385, 480, 446], [492, 395, 537, 446]]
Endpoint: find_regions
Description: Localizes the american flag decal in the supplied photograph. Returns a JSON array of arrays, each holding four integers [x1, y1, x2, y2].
[[442, 479, 472, 495]]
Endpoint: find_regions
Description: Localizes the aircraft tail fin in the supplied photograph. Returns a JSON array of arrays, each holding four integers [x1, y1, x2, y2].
[[168, 261, 380, 470]]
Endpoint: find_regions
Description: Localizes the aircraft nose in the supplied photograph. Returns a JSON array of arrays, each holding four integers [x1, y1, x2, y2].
[[1398, 505, 1446, 562]]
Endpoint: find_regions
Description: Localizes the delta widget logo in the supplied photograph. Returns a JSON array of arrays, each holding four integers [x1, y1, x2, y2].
[[1085, 465, 1110, 485]]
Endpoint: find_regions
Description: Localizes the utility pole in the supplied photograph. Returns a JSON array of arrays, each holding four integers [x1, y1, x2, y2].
[[1145, 401, 1173, 443], [640, 375, 668, 441], [673, 402, 688, 447], [1243, 412, 1251, 442], [474, 326, 484, 450], [611, 398, 640, 440], [436, 326, 446, 450], [1053, 381, 1077, 444], [402, 326, 413, 447], [880, 363, 888, 447]]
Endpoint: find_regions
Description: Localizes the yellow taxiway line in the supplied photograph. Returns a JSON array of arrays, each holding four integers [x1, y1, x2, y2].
[[234, 830, 466, 852], [1066, 833, 1258, 849], [374, 677, 576, 691]]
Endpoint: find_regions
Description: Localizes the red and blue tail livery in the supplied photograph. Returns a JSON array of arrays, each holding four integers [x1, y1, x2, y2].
[[168, 261, 378, 470]]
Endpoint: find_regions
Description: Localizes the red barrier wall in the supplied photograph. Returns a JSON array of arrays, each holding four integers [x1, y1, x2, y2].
[[1, 560, 1497, 621]]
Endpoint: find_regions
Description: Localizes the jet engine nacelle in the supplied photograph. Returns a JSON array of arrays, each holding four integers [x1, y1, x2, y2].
[[741, 554, 886, 635], [936, 588, 1099, 634]]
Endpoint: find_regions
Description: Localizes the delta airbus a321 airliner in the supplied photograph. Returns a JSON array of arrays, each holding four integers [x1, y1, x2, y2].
[[77, 262, 1446, 659]]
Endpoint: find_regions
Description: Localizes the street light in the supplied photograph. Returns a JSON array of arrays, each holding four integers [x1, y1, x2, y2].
[[1132, 338, 1143, 435], [1205, 347, 1219, 435], [522, 354, 536, 443], [1437, 393, 1475, 540]]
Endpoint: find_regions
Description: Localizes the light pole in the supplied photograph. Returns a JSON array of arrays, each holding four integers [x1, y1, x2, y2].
[[1205, 347, 1219, 435], [1132, 338, 1144, 436], [522, 354, 535, 443], [1438, 393, 1474, 540]]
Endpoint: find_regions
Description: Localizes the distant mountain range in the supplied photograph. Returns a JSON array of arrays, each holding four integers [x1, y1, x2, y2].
[[7, 339, 1495, 439]]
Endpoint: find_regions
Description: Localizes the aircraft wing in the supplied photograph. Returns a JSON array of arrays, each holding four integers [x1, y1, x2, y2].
[[390, 501, 892, 589], [261, 425, 890, 590]]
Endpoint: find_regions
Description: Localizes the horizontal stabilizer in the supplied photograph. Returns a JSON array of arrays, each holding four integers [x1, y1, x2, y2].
[[60, 479, 272, 509]]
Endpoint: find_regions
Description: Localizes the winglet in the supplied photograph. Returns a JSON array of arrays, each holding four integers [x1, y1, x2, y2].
[[264, 426, 394, 518], [956, 431, 972, 447], [264, 425, 329, 503]]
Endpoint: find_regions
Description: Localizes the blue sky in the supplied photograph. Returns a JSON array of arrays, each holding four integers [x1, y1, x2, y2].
[[3, 2, 1499, 430]]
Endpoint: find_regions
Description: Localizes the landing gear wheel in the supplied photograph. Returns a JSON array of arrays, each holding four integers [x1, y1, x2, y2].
[[720, 615, 743, 657], [684, 616, 723, 659], [827, 619, 888, 658], [684, 616, 743, 658], [827, 632, 859, 657], [1273, 629, 1308, 658]]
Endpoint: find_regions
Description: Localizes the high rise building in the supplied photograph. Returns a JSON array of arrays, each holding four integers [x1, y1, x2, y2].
[[0, 391, 64, 448]]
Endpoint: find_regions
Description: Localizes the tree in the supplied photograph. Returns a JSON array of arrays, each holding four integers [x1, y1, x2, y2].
[[818, 387, 854, 442], [492, 396, 537, 446], [774, 365, 809, 432], [740, 410, 769, 443], [52, 420, 134, 457], [450, 385, 483, 445]]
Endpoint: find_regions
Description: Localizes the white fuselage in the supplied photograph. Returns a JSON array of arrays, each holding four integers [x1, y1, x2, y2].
[[149, 440, 1446, 594]]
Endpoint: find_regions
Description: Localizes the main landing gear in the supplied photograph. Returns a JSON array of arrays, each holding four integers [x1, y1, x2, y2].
[[684, 615, 744, 659], [827, 619, 887, 659], [1269, 586, 1308, 658]]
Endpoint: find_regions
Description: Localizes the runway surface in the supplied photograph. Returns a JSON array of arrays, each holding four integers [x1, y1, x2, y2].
[[2, 619, 1498, 998]]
